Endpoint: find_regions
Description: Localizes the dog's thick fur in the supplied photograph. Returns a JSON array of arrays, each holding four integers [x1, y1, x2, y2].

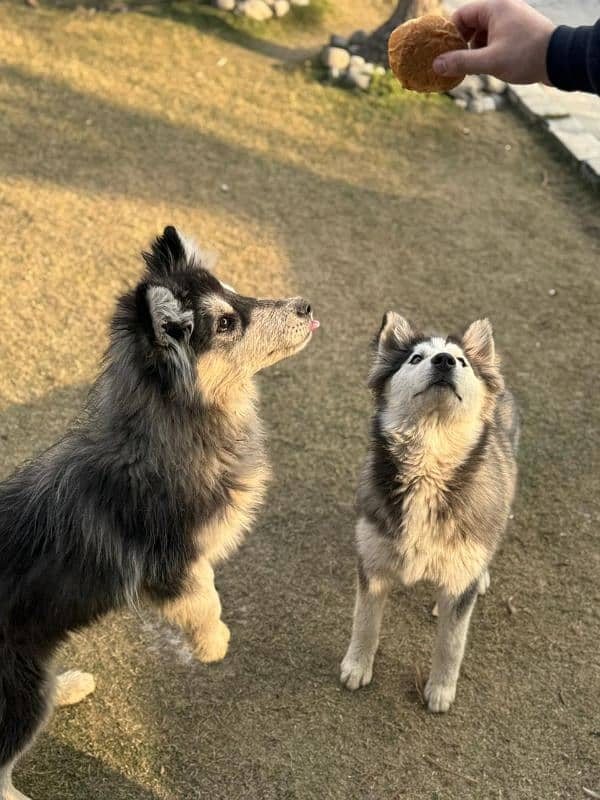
[[0, 227, 316, 800], [340, 312, 518, 713]]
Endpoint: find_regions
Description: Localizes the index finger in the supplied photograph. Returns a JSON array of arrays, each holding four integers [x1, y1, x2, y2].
[[451, 1, 493, 42]]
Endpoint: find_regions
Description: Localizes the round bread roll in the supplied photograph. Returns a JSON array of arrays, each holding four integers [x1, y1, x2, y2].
[[388, 14, 467, 93]]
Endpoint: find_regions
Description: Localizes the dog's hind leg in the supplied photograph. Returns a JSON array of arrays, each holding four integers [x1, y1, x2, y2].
[[425, 581, 479, 713], [161, 557, 230, 663], [54, 670, 96, 707], [340, 561, 392, 691], [0, 652, 52, 800]]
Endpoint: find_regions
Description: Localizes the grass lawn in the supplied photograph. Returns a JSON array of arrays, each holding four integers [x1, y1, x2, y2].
[[1, 1, 599, 798]]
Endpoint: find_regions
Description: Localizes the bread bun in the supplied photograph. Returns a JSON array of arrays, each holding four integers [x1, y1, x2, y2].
[[388, 14, 467, 93]]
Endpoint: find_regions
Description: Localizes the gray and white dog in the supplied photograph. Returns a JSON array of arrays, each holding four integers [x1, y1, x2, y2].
[[340, 312, 519, 713]]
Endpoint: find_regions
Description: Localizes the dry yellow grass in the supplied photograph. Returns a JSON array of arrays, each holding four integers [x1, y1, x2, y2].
[[1, 1, 599, 798]]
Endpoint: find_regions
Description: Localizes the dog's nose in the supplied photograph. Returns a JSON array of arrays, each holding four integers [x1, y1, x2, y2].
[[294, 299, 312, 317], [431, 352, 456, 371]]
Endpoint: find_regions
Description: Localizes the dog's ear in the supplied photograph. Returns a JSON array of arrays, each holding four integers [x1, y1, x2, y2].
[[143, 226, 215, 276], [463, 319, 494, 364], [368, 311, 417, 395], [462, 319, 504, 393], [376, 311, 414, 350], [146, 285, 194, 346], [141, 284, 196, 396]]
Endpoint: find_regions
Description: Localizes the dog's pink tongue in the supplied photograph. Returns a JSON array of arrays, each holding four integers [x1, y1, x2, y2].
[[309, 320, 320, 332]]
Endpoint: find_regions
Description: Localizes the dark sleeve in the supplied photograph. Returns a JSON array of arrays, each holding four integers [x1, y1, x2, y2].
[[546, 19, 600, 95]]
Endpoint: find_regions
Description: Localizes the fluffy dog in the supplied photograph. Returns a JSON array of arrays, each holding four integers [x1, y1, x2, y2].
[[0, 227, 318, 800], [340, 312, 518, 713]]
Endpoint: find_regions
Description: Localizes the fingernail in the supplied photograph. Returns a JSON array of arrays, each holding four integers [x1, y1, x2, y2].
[[433, 56, 447, 74]]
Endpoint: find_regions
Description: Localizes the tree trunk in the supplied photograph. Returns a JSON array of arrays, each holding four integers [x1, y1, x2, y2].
[[357, 0, 441, 66]]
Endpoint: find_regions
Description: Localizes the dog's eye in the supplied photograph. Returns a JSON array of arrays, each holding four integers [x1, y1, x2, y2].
[[409, 354, 423, 365], [217, 315, 235, 333], [458, 357, 468, 367]]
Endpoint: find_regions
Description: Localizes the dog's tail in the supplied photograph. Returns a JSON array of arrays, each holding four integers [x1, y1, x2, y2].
[[54, 670, 96, 707]]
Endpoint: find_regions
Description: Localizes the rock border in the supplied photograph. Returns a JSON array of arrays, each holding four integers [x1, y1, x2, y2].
[[321, 34, 385, 92], [212, 0, 309, 21]]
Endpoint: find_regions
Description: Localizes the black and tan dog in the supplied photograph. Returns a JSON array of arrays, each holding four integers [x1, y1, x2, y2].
[[341, 312, 518, 713], [0, 227, 318, 800]]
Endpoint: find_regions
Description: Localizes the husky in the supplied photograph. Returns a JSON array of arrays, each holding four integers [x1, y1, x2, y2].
[[0, 226, 319, 800], [340, 312, 518, 713]]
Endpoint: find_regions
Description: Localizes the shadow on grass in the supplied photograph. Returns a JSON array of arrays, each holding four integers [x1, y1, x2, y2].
[[20, 737, 162, 800], [0, 384, 91, 477], [0, 62, 437, 233]]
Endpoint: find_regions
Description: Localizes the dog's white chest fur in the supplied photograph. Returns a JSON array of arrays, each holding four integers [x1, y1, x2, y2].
[[198, 472, 268, 564], [388, 425, 489, 596], [398, 476, 486, 596], [196, 399, 270, 565]]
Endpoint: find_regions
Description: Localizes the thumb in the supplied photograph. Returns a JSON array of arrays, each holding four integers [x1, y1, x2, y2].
[[433, 46, 497, 77]]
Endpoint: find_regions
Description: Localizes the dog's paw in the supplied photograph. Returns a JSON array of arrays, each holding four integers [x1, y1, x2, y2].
[[424, 678, 456, 713], [340, 655, 374, 691], [55, 670, 96, 707], [193, 620, 231, 663]]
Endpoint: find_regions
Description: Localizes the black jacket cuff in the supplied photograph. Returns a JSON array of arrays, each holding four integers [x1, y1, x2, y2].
[[547, 22, 600, 94]]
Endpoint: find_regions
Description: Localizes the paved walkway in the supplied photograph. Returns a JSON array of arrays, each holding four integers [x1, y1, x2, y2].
[[446, 1, 600, 183]]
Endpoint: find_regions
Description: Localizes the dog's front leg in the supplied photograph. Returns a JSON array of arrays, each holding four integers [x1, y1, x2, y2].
[[340, 566, 391, 691], [425, 581, 478, 713], [161, 558, 230, 663]]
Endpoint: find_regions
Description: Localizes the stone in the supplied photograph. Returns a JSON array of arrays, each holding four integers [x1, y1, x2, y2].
[[468, 96, 497, 113], [545, 116, 585, 134], [483, 75, 506, 94], [290, 0, 310, 5], [448, 85, 470, 102], [547, 124, 600, 162], [491, 92, 507, 110], [329, 67, 341, 81], [273, 0, 290, 15], [214, 0, 235, 9], [330, 34, 348, 49], [582, 156, 600, 184], [360, 62, 375, 76], [321, 46, 351, 71], [238, 0, 273, 20], [349, 29, 368, 45], [456, 74, 484, 98], [454, 97, 468, 110], [349, 54, 365, 68], [373, 65, 386, 77], [345, 66, 371, 91], [508, 83, 569, 120]]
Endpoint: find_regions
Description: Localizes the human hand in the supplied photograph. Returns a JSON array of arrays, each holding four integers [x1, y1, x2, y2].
[[432, 0, 556, 84]]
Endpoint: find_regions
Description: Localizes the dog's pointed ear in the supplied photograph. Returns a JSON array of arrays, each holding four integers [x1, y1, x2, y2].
[[368, 311, 416, 394], [463, 319, 504, 393], [376, 311, 414, 351], [146, 285, 194, 347], [462, 319, 495, 366], [143, 226, 187, 277], [143, 226, 214, 276]]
